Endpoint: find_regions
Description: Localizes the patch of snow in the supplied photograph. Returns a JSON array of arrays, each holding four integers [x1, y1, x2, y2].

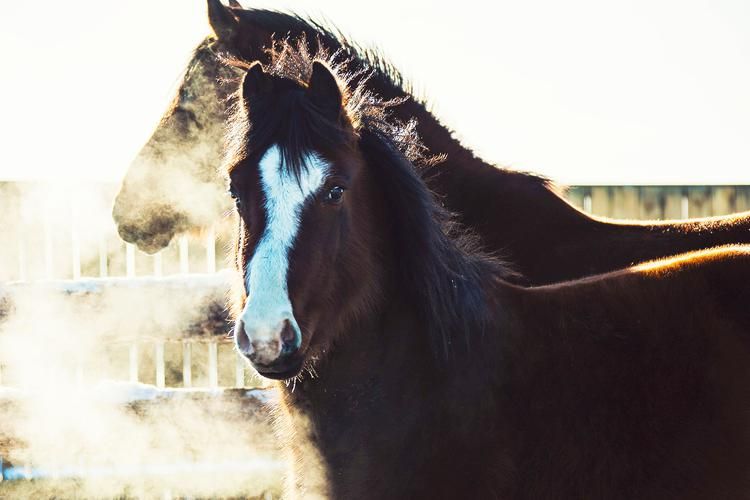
[[245, 388, 279, 405]]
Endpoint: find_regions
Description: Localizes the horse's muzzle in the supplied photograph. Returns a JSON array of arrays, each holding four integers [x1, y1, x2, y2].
[[234, 319, 302, 378]]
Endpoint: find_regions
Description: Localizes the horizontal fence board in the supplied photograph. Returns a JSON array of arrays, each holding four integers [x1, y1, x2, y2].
[[567, 185, 750, 220], [0, 182, 235, 283]]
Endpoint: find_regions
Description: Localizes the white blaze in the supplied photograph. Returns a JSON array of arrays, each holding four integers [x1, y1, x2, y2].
[[238, 145, 329, 352]]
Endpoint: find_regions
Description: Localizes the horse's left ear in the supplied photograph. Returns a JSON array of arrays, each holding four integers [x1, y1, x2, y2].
[[307, 61, 343, 118], [207, 0, 239, 41], [227, 0, 242, 8]]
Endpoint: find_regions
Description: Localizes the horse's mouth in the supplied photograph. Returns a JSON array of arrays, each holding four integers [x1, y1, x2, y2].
[[254, 357, 305, 381], [115, 221, 177, 254], [112, 201, 189, 254]]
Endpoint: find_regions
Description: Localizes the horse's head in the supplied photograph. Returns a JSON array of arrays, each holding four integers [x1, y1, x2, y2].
[[112, 31, 234, 252], [113, 0, 345, 253], [227, 42, 495, 379], [112, 1, 249, 253], [226, 56, 393, 379]]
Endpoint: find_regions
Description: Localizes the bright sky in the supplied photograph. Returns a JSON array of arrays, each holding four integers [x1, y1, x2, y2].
[[1, 0, 748, 184]]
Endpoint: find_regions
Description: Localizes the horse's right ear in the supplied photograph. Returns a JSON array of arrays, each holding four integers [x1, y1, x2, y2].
[[307, 61, 343, 119], [241, 63, 271, 101], [207, 0, 239, 41]]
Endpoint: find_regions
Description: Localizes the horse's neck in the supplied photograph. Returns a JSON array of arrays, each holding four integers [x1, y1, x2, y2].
[[278, 300, 508, 499], [363, 72, 489, 174], [277, 308, 420, 497]]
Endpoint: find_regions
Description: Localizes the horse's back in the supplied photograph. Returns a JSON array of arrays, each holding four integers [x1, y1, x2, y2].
[[500, 245, 750, 499]]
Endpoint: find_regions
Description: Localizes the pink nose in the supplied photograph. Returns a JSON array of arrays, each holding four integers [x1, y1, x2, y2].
[[234, 319, 299, 366]]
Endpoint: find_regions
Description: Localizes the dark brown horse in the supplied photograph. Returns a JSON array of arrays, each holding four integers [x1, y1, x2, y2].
[[226, 47, 750, 499], [114, 0, 750, 284]]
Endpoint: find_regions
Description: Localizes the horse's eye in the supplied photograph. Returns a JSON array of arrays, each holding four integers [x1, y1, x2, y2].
[[228, 187, 241, 208], [323, 186, 345, 205]]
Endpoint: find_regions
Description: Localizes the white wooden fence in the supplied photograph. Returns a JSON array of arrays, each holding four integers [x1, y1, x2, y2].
[[0, 182, 261, 391], [1, 182, 748, 392]]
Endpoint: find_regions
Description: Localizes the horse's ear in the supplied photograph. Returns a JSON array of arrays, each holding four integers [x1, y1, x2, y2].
[[307, 61, 343, 118], [227, 0, 242, 8], [241, 62, 272, 101], [207, 0, 239, 41]]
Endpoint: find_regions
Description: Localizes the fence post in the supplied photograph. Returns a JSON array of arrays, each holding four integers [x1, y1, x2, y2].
[[687, 186, 713, 218], [711, 187, 736, 216], [206, 226, 216, 274], [662, 187, 684, 220], [582, 190, 593, 214], [155, 341, 165, 388], [208, 342, 219, 388], [153, 252, 163, 277], [182, 341, 192, 388], [639, 187, 665, 220], [179, 235, 190, 274], [681, 194, 689, 219], [98, 237, 108, 278], [590, 186, 611, 217], [44, 196, 54, 280], [126, 243, 136, 278], [129, 343, 139, 383], [17, 230, 27, 282], [71, 196, 81, 280], [565, 186, 585, 210], [736, 186, 750, 212], [610, 186, 640, 219]]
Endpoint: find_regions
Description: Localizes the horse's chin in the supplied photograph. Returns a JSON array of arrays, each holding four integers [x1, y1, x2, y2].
[[134, 235, 175, 255], [115, 222, 175, 254], [112, 201, 190, 254], [254, 357, 306, 381]]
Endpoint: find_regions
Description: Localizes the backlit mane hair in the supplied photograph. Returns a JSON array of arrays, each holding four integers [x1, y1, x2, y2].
[[223, 38, 437, 178], [225, 40, 515, 360], [228, 9, 415, 98]]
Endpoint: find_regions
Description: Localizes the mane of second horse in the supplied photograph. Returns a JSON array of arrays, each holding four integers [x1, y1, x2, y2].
[[223, 38, 430, 171], [222, 7, 556, 187], [229, 8, 414, 97]]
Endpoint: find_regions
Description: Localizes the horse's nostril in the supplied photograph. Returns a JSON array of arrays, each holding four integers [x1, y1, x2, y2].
[[235, 320, 250, 352], [280, 319, 295, 343], [280, 319, 299, 354], [236, 318, 300, 365]]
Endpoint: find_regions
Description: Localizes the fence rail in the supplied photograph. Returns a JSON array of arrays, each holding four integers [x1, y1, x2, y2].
[[0, 182, 234, 284], [567, 185, 750, 220]]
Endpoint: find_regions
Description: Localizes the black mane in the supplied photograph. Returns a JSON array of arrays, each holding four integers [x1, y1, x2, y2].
[[231, 9, 413, 95], [359, 128, 508, 358], [226, 40, 514, 359]]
